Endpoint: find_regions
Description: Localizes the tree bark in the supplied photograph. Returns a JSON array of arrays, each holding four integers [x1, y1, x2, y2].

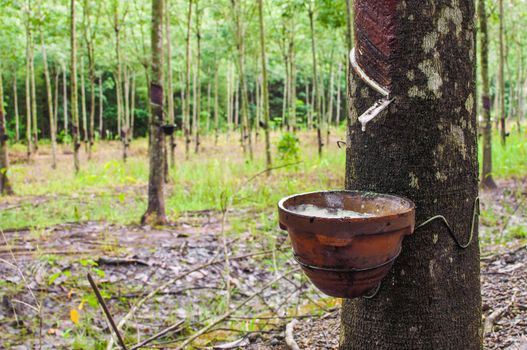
[[40, 28, 57, 169], [0, 71, 14, 195], [71, 0, 80, 173], [142, 0, 167, 226], [340, 1, 481, 349], [258, 0, 272, 168]]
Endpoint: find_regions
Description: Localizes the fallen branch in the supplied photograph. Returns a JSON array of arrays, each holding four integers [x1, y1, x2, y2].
[[285, 319, 300, 350], [172, 268, 301, 350], [97, 257, 150, 266], [87, 273, 128, 350], [129, 320, 184, 350], [484, 301, 513, 335]]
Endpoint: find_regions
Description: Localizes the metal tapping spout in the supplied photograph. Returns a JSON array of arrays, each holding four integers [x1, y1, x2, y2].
[[349, 48, 394, 132]]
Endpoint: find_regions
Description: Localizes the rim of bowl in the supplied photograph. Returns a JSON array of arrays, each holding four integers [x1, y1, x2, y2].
[[277, 190, 415, 222]]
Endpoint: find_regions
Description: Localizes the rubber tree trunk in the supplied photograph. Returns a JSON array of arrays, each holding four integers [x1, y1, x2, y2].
[[30, 32, 38, 152], [194, 0, 201, 154], [25, 19, 33, 160], [0, 72, 14, 195], [40, 29, 57, 169], [479, 0, 496, 189], [71, 0, 80, 173], [99, 75, 103, 138], [498, 0, 506, 145], [257, 0, 272, 168], [307, 3, 322, 156], [340, 1, 481, 349], [63, 65, 68, 136], [12, 76, 20, 143], [184, 0, 193, 159], [165, 6, 176, 168], [142, 0, 167, 226]]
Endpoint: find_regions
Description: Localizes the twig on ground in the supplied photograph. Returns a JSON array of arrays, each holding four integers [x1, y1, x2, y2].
[[172, 268, 301, 350], [129, 320, 184, 350], [87, 273, 128, 350], [285, 319, 300, 350]]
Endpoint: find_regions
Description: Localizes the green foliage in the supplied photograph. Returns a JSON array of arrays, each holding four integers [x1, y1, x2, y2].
[[277, 132, 300, 162]]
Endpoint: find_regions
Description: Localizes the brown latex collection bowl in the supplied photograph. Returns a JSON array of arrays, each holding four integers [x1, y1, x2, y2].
[[278, 190, 415, 298]]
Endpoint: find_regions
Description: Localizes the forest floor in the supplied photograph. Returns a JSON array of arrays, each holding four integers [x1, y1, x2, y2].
[[1, 130, 526, 349]]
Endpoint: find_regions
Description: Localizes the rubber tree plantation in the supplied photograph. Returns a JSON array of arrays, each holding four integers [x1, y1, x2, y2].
[[0, 0, 526, 349]]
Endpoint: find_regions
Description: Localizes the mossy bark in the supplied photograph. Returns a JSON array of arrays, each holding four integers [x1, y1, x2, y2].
[[340, 1, 481, 349]]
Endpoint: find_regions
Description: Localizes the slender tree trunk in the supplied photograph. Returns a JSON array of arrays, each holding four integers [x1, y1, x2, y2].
[[40, 29, 57, 169], [81, 59, 88, 151], [479, 0, 496, 189], [63, 65, 68, 137], [498, 0, 506, 145], [336, 62, 342, 126], [226, 64, 232, 136], [130, 74, 136, 138], [282, 62, 288, 129], [206, 80, 211, 132], [0, 72, 13, 195], [214, 69, 219, 144], [123, 66, 130, 161], [340, 1, 481, 348], [30, 32, 38, 152], [113, 1, 127, 161], [12, 76, 20, 143], [258, 0, 272, 168], [308, 3, 322, 156], [142, 0, 167, 226], [345, 0, 353, 120], [306, 83, 312, 129], [326, 59, 334, 146], [234, 80, 239, 130], [165, 7, 176, 168], [71, 0, 80, 173], [99, 75, 103, 138], [255, 74, 261, 143], [25, 17, 33, 159], [232, 0, 252, 160], [194, 0, 201, 153], [54, 68, 59, 135], [184, 0, 193, 159], [288, 19, 297, 132]]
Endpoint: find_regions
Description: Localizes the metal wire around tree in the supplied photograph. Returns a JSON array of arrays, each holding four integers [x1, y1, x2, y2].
[[416, 197, 480, 249]]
